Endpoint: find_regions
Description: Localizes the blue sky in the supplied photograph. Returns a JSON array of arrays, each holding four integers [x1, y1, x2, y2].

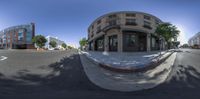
[[0, 0, 200, 47]]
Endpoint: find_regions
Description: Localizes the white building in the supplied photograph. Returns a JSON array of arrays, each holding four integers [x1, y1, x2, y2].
[[45, 36, 65, 50], [188, 32, 200, 47]]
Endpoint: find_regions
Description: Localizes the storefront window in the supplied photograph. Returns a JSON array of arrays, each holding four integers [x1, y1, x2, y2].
[[109, 35, 118, 51], [97, 39, 104, 49], [126, 34, 136, 47]]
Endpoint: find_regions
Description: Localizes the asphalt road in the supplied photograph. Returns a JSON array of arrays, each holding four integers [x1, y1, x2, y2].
[[0, 49, 199, 99]]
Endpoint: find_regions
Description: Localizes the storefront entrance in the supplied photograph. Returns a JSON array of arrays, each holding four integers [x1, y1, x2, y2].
[[123, 31, 147, 52], [109, 35, 118, 51], [95, 36, 104, 51]]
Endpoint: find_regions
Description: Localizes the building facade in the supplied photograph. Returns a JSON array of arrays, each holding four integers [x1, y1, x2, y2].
[[45, 36, 65, 50], [0, 23, 35, 49], [88, 11, 165, 52], [188, 32, 200, 47]]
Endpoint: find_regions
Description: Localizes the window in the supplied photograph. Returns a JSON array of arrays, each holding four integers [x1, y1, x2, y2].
[[97, 19, 101, 24], [126, 19, 137, 26], [144, 15, 151, 20], [155, 19, 160, 25], [91, 32, 94, 37], [97, 39, 104, 49], [108, 14, 117, 19], [126, 13, 136, 17], [97, 26, 101, 33], [18, 29, 24, 41], [7, 39, 10, 43], [144, 21, 151, 25], [108, 20, 117, 26], [26, 32, 32, 42], [88, 34, 90, 39], [143, 21, 152, 29], [96, 37, 104, 51], [125, 34, 136, 47], [91, 25, 94, 29]]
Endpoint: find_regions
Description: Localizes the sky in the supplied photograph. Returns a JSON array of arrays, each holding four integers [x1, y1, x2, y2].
[[0, 0, 200, 47]]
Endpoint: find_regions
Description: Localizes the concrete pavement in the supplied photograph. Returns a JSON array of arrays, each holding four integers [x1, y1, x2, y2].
[[79, 51, 177, 91], [81, 51, 172, 71]]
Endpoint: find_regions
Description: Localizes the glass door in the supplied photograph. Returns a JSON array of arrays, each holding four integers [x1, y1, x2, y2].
[[109, 35, 118, 51]]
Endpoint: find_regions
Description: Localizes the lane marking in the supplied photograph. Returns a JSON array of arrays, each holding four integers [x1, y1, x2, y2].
[[0, 56, 8, 61]]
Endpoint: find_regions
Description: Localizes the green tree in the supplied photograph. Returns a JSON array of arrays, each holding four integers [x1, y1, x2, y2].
[[68, 46, 73, 49], [155, 23, 180, 49], [182, 44, 189, 48], [79, 37, 87, 50], [32, 35, 47, 48], [49, 40, 57, 48], [61, 43, 67, 48]]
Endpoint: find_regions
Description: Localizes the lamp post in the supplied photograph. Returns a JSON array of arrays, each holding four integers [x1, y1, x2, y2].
[[159, 37, 162, 58]]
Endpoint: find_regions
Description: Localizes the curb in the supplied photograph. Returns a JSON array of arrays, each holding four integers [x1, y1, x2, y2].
[[81, 51, 174, 73], [79, 51, 177, 92]]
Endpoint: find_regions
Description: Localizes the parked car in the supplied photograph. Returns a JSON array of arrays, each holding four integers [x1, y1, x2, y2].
[[54, 48, 59, 50]]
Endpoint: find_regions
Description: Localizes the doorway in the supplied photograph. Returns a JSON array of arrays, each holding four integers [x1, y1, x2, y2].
[[109, 35, 118, 51]]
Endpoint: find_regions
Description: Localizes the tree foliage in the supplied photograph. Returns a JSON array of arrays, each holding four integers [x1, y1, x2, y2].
[[62, 43, 67, 48], [49, 40, 57, 48], [68, 46, 73, 49], [155, 23, 180, 49], [32, 35, 47, 48], [79, 38, 87, 47]]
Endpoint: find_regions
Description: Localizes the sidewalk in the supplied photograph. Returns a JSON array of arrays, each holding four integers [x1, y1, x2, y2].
[[79, 51, 177, 92], [81, 50, 173, 72]]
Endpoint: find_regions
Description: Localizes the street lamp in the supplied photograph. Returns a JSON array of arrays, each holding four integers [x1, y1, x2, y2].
[[159, 37, 162, 58]]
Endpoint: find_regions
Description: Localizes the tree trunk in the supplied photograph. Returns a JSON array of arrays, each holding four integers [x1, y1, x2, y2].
[[167, 42, 171, 49]]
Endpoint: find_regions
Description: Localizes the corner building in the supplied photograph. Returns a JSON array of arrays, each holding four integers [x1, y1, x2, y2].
[[88, 11, 165, 52], [0, 23, 35, 49]]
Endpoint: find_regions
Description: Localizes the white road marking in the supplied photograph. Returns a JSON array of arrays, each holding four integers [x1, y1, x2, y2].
[[0, 56, 8, 61]]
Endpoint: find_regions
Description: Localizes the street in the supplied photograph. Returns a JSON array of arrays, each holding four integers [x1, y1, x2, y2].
[[0, 49, 200, 99]]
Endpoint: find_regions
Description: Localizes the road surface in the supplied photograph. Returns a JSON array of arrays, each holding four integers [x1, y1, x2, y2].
[[0, 49, 199, 99]]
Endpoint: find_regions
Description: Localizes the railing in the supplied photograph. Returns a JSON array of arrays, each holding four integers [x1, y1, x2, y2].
[[143, 25, 152, 30]]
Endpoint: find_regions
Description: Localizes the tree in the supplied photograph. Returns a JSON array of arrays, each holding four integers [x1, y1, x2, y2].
[[49, 40, 57, 48], [68, 46, 73, 49], [62, 43, 67, 48], [79, 37, 87, 50], [155, 23, 180, 49], [182, 44, 189, 48], [32, 35, 47, 49]]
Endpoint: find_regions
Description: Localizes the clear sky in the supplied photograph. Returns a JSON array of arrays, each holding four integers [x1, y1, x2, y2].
[[0, 0, 200, 47]]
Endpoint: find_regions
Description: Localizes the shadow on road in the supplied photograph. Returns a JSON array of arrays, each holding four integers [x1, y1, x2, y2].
[[147, 64, 200, 99], [0, 53, 108, 99]]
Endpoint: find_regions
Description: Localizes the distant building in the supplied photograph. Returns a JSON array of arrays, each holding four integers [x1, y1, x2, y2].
[[45, 36, 65, 50], [188, 32, 200, 47], [87, 11, 166, 52], [0, 23, 35, 49]]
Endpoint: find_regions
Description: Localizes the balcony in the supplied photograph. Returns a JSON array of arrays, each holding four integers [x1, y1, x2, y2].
[[102, 24, 120, 32], [143, 25, 152, 30], [96, 29, 101, 34], [125, 22, 137, 26]]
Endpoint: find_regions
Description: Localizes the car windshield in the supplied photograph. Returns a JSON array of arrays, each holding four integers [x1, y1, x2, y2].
[[0, 0, 200, 99]]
